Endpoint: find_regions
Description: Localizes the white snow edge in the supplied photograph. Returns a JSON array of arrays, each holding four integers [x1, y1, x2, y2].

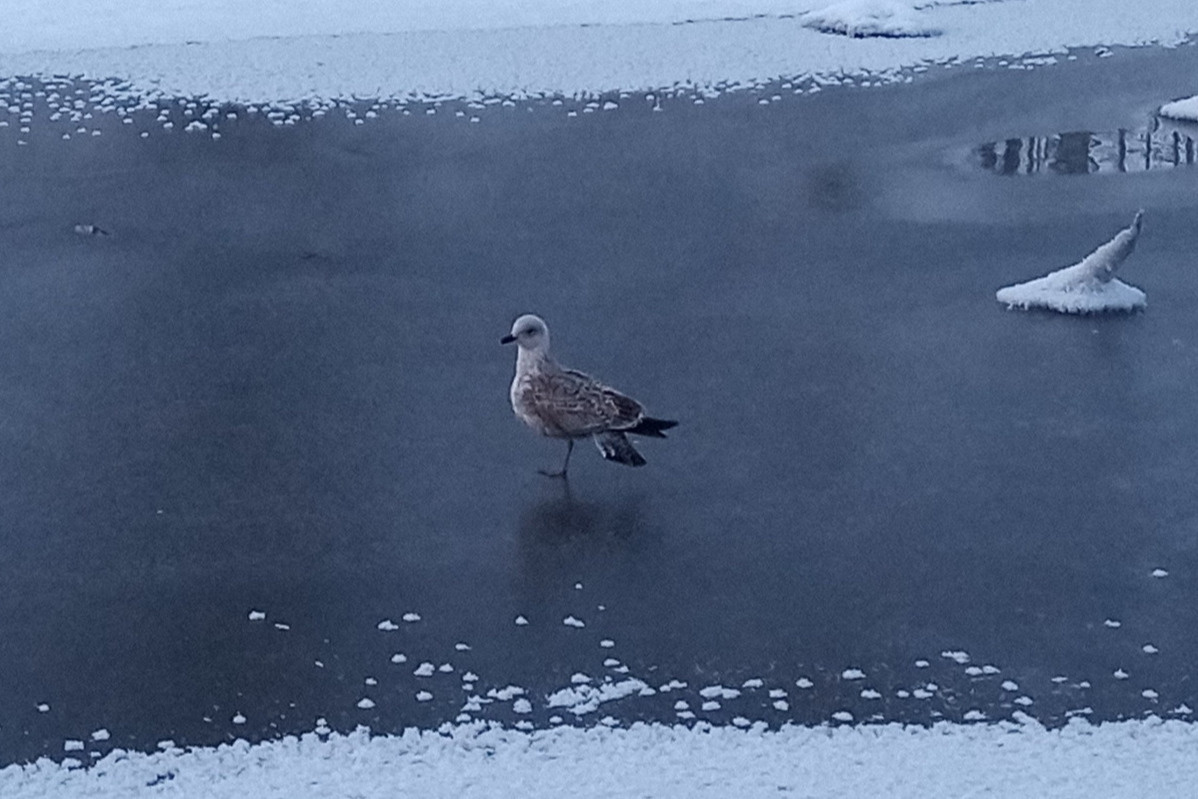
[[5, 718, 1198, 798], [997, 211, 1147, 314]]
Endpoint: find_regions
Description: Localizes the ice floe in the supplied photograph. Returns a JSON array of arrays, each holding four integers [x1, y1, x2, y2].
[[996, 211, 1146, 314]]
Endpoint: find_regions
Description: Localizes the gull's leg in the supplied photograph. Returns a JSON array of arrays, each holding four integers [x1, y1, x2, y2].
[[539, 439, 574, 479]]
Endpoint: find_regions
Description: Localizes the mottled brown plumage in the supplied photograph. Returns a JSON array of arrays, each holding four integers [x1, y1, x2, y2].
[[501, 314, 676, 476]]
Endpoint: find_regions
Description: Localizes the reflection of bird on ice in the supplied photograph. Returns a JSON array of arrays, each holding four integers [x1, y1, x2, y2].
[[996, 211, 1146, 314]]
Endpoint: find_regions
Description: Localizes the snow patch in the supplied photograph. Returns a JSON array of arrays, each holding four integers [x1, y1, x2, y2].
[[1160, 95, 1198, 122], [800, 0, 941, 39]]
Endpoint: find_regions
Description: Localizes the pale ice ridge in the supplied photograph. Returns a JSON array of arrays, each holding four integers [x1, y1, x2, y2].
[[0, 0, 1196, 106], [1159, 94, 1198, 122], [5, 718, 1198, 798], [996, 211, 1147, 314]]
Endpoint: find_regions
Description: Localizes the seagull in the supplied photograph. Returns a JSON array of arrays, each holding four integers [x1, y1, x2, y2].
[[501, 314, 677, 477]]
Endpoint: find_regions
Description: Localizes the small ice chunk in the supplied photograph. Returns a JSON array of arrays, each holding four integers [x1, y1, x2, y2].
[[232, 713, 246, 724], [377, 619, 399, 631], [563, 616, 585, 628], [402, 613, 421, 623], [796, 678, 814, 689], [1143, 644, 1159, 654], [914, 660, 929, 668], [1152, 568, 1169, 578], [273, 623, 290, 631], [571, 673, 593, 684], [515, 616, 529, 626], [603, 658, 621, 668], [1142, 689, 1159, 700], [996, 211, 1146, 314], [599, 639, 615, 648], [674, 700, 689, 710], [64, 740, 84, 752], [390, 653, 408, 664], [1104, 619, 1121, 628], [982, 665, 1001, 675], [964, 666, 983, 676], [1001, 680, 1019, 691], [1014, 696, 1034, 707], [365, 677, 377, 686], [454, 643, 471, 651], [414, 662, 435, 677], [941, 650, 970, 665], [842, 668, 866, 680], [701, 701, 721, 711], [832, 710, 854, 722], [438, 663, 454, 673], [860, 689, 882, 700], [356, 698, 375, 709], [742, 678, 764, 689], [90, 729, 110, 742], [247, 610, 266, 621], [37, 704, 50, 713], [513, 698, 532, 714], [416, 691, 433, 702], [769, 689, 787, 698], [1114, 669, 1130, 680], [462, 672, 479, 682], [964, 710, 986, 721], [488, 686, 525, 701], [773, 700, 789, 711]]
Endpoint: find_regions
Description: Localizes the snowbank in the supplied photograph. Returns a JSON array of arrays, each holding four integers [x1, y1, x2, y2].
[[3, 717, 1198, 798], [800, 0, 940, 39], [1159, 94, 1198, 122], [997, 211, 1147, 314], [0, 1, 1197, 104]]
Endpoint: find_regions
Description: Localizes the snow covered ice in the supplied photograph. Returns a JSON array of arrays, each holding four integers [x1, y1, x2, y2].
[[996, 211, 1147, 314]]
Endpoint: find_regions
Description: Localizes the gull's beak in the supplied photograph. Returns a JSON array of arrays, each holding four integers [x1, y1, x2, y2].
[[500, 334, 516, 345]]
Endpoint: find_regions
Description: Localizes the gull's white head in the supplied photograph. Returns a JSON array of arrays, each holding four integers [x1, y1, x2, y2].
[[500, 314, 550, 352]]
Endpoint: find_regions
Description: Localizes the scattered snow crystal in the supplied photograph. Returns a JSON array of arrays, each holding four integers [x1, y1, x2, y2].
[[996, 211, 1146, 314]]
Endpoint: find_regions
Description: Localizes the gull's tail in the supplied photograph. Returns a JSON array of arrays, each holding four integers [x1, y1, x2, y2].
[[594, 432, 647, 467], [626, 417, 678, 439]]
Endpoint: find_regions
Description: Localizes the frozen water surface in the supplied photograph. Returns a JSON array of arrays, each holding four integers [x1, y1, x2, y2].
[[3, 3, 1198, 796]]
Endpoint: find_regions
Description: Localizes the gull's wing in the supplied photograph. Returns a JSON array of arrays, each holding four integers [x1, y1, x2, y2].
[[519, 368, 645, 437]]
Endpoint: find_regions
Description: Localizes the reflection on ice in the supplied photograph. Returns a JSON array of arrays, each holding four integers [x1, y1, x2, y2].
[[996, 211, 1146, 314], [976, 120, 1196, 176]]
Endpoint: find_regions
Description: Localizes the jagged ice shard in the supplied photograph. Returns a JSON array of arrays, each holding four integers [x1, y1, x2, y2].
[[996, 211, 1146, 314]]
